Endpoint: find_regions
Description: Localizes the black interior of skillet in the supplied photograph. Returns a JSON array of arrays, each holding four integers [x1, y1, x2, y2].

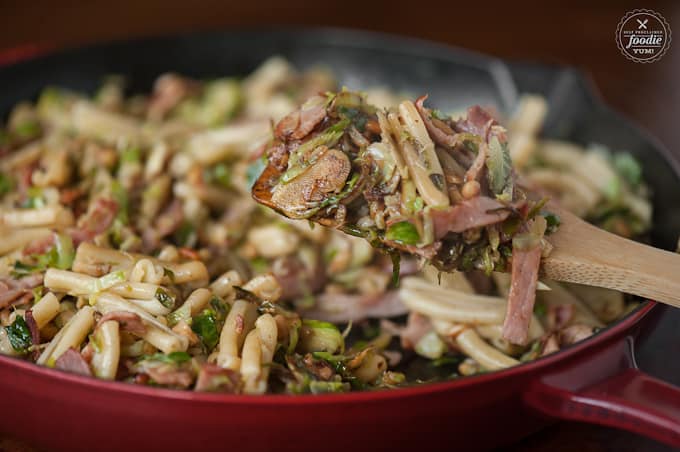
[[0, 29, 679, 382]]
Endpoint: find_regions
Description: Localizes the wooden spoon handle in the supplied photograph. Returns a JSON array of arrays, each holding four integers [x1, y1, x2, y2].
[[542, 208, 680, 309]]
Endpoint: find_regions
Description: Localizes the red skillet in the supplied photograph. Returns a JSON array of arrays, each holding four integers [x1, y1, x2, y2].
[[0, 30, 678, 451]]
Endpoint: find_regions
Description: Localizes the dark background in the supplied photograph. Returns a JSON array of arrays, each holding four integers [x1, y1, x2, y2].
[[1, 1, 678, 451]]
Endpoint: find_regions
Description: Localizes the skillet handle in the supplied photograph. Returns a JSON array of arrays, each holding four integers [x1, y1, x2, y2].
[[524, 366, 680, 447]]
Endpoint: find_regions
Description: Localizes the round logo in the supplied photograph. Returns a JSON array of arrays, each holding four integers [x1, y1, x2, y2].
[[616, 9, 671, 63]]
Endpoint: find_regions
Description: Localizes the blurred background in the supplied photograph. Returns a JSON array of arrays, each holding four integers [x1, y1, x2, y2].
[[0, 1, 678, 451], [2, 0, 678, 157]]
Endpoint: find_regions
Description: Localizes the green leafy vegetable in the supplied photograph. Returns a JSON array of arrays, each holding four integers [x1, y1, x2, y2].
[[120, 147, 141, 164], [14, 120, 41, 139], [163, 267, 176, 282], [613, 152, 642, 188], [11, 261, 40, 278], [174, 221, 196, 247], [281, 119, 350, 184], [191, 309, 220, 352], [143, 351, 192, 364], [21, 187, 45, 209], [246, 155, 268, 190], [207, 163, 231, 188], [110, 181, 129, 225], [486, 135, 513, 198], [0, 173, 13, 197], [155, 288, 174, 309], [298, 319, 344, 354], [6, 317, 32, 354], [541, 212, 561, 234], [385, 221, 420, 246]]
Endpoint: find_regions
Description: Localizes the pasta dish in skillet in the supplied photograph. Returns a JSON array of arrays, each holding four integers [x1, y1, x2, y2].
[[0, 57, 651, 393]]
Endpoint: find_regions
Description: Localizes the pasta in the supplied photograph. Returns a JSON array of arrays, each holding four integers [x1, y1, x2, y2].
[[0, 57, 651, 394]]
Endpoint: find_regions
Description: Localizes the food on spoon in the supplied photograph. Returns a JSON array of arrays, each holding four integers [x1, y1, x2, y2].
[[253, 90, 558, 345]]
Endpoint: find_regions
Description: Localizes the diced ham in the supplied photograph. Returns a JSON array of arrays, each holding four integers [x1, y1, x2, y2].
[[23, 234, 55, 256], [540, 334, 560, 357], [400, 312, 432, 349], [55, 348, 93, 377], [300, 290, 407, 323], [546, 304, 574, 330], [147, 73, 200, 121], [502, 244, 542, 345], [145, 366, 193, 388], [0, 289, 28, 309], [195, 363, 241, 392], [559, 324, 594, 345], [98, 311, 146, 336], [272, 254, 326, 301], [25, 310, 40, 345], [7, 273, 44, 290], [70, 198, 119, 245], [430, 196, 512, 239], [455, 105, 495, 138], [275, 100, 326, 141], [292, 105, 326, 140]]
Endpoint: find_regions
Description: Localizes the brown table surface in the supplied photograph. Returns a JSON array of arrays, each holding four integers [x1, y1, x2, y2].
[[1, 1, 678, 451]]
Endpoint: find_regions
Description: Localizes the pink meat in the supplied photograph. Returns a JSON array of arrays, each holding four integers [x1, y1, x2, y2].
[[502, 244, 542, 345], [430, 196, 511, 239], [55, 348, 93, 377], [145, 366, 193, 388], [70, 198, 119, 245], [399, 312, 432, 349], [195, 363, 241, 392], [98, 311, 146, 336], [300, 290, 407, 323]]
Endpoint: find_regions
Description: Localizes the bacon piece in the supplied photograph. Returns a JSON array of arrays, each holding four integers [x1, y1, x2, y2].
[[145, 366, 193, 388], [98, 311, 146, 336], [546, 304, 574, 330], [399, 312, 432, 349], [195, 363, 241, 392], [59, 187, 84, 204], [25, 310, 40, 345], [275, 110, 301, 139], [55, 348, 92, 377], [276, 102, 326, 141], [414, 95, 457, 147], [540, 334, 560, 357], [559, 324, 594, 345], [430, 196, 512, 239], [300, 290, 407, 323], [286, 107, 326, 139], [23, 234, 55, 256], [272, 253, 326, 301], [147, 73, 200, 121], [455, 105, 495, 138], [0, 289, 28, 309], [6, 273, 44, 290], [502, 245, 542, 345], [70, 198, 119, 244]]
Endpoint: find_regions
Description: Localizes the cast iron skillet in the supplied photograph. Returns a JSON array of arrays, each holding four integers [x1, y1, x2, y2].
[[0, 29, 679, 452]]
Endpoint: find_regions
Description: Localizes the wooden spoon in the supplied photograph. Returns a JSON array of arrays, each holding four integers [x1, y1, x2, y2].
[[542, 204, 680, 308]]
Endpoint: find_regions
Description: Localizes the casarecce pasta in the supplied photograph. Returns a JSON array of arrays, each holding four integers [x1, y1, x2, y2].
[[0, 57, 650, 393]]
